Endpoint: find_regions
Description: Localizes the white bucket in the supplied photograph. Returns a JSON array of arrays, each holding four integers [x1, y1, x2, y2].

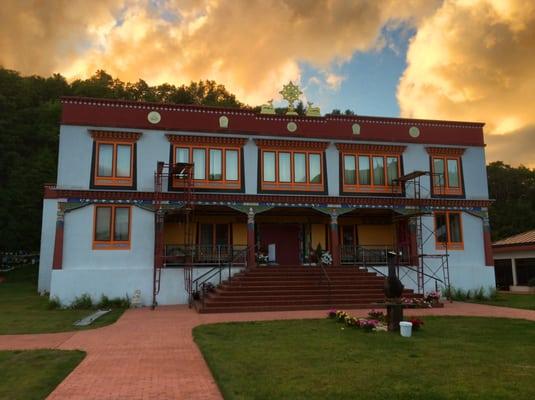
[[399, 321, 413, 337]]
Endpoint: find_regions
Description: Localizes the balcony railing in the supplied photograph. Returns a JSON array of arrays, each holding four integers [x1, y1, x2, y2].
[[164, 244, 247, 267], [340, 245, 410, 266]]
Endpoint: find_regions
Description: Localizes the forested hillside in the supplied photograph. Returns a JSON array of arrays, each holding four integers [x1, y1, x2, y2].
[[0, 68, 243, 251], [0, 68, 533, 250]]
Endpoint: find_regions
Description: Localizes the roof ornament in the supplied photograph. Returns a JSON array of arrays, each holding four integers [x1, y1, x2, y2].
[[279, 81, 303, 116], [305, 101, 321, 117], [260, 99, 275, 115]]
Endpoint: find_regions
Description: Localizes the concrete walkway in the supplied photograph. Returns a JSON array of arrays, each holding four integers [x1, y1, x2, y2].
[[1, 302, 534, 400]]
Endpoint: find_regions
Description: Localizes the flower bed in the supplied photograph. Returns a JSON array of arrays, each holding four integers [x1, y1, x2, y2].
[[401, 291, 444, 308], [328, 309, 424, 333], [328, 309, 387, 332]]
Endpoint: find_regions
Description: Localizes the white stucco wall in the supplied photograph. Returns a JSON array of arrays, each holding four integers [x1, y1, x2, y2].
[[37, 199, 58, 293]]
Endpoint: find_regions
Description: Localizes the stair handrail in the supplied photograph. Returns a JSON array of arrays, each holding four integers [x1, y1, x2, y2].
[[191, 244, 252, 309]]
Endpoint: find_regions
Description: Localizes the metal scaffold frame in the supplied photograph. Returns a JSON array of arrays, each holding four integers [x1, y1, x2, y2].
[[152, 161, 195, 308], [393, 171, 451, 296]]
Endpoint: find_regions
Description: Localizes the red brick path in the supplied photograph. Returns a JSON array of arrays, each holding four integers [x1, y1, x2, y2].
[[1, 302, 534, 399]]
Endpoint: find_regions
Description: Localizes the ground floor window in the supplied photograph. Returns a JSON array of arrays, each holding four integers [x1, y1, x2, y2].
[[434, 211, 463, 250], [93, 205, 131, 249]]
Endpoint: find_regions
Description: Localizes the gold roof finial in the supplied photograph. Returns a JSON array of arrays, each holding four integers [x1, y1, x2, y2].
[[279, 81, 303, 116]]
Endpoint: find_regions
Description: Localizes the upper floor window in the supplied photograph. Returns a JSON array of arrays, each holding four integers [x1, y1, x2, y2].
[[337, 144, 405, 194], [427, 147, 465, 197], [434, 211, 463, 250], [256, 139, 327, 193], [168, 135, 246, 191], [90, 131, 140, 189], [93, 205, 131, 250]]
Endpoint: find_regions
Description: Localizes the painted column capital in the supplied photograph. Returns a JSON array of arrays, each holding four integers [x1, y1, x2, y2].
[[247, 207, 255, 224], [330, 209, 338, 225]]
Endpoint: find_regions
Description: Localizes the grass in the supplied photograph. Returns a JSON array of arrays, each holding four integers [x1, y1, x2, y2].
[[468, 292, 535, 310], [0, 265, 124, 334], [0, 349, 85, 400], [194, 317, 535, 400]]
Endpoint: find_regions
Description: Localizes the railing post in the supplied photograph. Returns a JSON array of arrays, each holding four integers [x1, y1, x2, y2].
[[247, 208, 256, 268]]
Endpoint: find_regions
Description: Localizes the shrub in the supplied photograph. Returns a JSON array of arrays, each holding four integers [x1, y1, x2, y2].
[[110, 295, 130, 308], [528, 277, 535, 287], [474, 287, 486, 301], [487, 286, 498, 300], [408, 318, 424, 330], [47, 296, 62, 310], [70, 293, 93, 309], [97, 295, 112, 309]]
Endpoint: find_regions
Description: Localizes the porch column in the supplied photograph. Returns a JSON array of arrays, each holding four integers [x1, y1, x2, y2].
[[52, 203, 65, 270], [511, 258, 518, 286], [330, 211, 340, 266], [247, 208, 256, 268]]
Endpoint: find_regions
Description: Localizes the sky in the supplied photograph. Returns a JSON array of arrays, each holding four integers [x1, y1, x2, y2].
[[1, 0, 534, 167]]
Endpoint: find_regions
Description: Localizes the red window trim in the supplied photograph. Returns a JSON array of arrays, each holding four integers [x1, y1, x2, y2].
[[93, 205, 131, 250], [336, 143, 406, 155], [255, 139, 329, 150], [167, 134, 247, 147], [259, 148, 324, 192], [434, 211, 464, 250], [426, 147, 466, 156], [431, 155, 463, 196], [172, 144, 242, 190], [341, 152, 402, 194]]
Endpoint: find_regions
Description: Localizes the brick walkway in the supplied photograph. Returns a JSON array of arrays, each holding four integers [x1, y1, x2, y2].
[[1, 302, 534, 400]]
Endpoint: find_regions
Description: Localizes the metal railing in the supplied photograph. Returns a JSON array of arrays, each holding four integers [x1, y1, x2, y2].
[[340, 245, 410, 266], [164, 244, 247, 267], [190, 245, 253, 309]]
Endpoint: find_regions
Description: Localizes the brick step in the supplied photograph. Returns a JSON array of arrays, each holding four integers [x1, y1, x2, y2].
[[200, 303, 382, 313], [228, 275, 385, 282], [212, 288, 396, 296], [202, 296, 386, 307]]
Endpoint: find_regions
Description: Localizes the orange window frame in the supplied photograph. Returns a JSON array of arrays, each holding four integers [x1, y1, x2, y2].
[[342, 152, 402, 194], [260, 148, 324, 192], [94, 141, 134, 187], [434, 211, 464, 250], [93, 205, 131, 250], [431, 156, 463, 196], [172, 145, 241, 190]]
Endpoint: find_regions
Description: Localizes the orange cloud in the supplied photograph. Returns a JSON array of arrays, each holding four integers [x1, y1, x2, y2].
[[1, 0, 438, 105], [398, 0, 535, 167]]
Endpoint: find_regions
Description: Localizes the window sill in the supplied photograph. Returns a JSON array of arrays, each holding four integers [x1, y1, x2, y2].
[[261, 182, 324, 192], [93, 242, 131, 250], [342, 185, 402, 194], [436, 243, 464, 251]]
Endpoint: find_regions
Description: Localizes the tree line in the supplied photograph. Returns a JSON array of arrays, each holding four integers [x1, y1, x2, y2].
[[0, 68, 533, 250]]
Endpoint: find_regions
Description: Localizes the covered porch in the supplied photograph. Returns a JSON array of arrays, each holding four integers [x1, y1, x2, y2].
[[160, 203, 415, 268]]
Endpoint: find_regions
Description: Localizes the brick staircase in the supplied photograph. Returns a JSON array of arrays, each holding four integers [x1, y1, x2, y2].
[[198, 266, 419, 313]]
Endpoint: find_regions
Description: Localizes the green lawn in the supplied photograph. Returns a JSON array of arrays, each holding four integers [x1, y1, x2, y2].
[[0, 349, 85, 400], [0, 265, 124, 334], [194, 317, 535, 400], [469, 292, 535, 310]]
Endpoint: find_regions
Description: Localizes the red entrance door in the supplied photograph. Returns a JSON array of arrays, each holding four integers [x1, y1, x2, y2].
[[259, 224, 301, 265]]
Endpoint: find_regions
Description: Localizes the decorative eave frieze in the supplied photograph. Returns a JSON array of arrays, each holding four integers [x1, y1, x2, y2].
[[335, 143, 407, 155], [166, 134, 247, 146], [90, 130, 142, 142], [43, 185, 493, 209], [426, 147, 466, 156], [254, 139, 330, 150]]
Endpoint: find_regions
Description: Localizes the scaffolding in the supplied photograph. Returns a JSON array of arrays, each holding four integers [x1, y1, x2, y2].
[[152, 161, 195, 308], [393, 171, 451, 295]]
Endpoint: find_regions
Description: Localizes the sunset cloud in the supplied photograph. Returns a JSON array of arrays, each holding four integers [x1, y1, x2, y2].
[[0, 0, 438, 105], [398, 0, 535, 167]]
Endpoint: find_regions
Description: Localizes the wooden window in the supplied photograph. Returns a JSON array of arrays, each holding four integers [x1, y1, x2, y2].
[[342, 152, 402, 194], [260, 149, 324, 192], [198, 223, 231, 246], [431, 156, 463, 195], [93, 205, 131, 250], [434, 211, 463, 250], [94, 142, 134, 187], [171, 144, 242, 190]]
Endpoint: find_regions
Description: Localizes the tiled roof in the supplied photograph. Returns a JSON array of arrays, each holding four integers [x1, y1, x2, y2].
[[493, 230, 535, 246]]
